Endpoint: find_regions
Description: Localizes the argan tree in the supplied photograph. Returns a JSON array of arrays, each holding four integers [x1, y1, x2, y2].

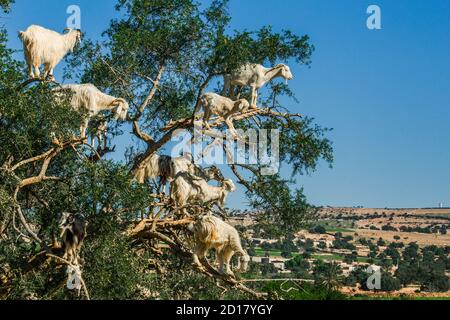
[[0, 0, 332, 299]]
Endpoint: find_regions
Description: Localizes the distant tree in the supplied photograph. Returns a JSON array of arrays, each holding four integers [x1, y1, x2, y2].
[[403, 243, 419, 261], [384, 247, 400, 262], [343, 235, 353, 242], [368, 243, 378, 253], [309, 225, 327, 234], [395, 262, 416, 286], [377, 252, 387, 260], [345, 266, 369, 288], [381, 224, 397, 232], [0, 0, 13, 12], [298, 239, 315, 253], [261, 263, 278, 277], [421, 272, 450, 292], [281, 237, 297, 253], [332, 237, 356, 251], [248, 262, 261, 275], [377, 238, 386, 246], [380, 272, 401, 292], [313, 261, 344, 293], [261, 242, 273, 252], [359, 238, 368, 246], [381, 258, 393, 269], [343, 255, 355, 264], [318, 241, 327, 250], [285, 255, 310, 273], [281, 250, 292, 258]]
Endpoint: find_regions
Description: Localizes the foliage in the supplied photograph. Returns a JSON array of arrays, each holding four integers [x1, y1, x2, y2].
[[285, 255, 310, 275], [380, 272, 401, 292], [313, 261, 344, 293], [0, 0, 13, 13], [309, 225, 326, 234], [262, 281, 346, 300], [332, 232, 356, 250]]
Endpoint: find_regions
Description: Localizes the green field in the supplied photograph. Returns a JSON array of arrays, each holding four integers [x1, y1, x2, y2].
[[312, 253, 343, 261], [325, 226, 355, 233], [254, 248, 288, 257]]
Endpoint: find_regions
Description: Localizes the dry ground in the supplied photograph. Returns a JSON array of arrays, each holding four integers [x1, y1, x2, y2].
[[341, 286, 450, 299], [347, 229, 450, 247]]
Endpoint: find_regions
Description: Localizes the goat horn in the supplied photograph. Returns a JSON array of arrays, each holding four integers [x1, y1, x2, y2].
[[110, 98, 125, 105]]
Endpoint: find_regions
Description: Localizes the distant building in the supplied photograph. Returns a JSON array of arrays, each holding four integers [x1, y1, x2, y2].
[[271, 260, 286, 271]]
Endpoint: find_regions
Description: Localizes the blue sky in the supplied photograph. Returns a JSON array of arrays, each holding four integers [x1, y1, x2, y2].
[[2, 0, 450, 209]]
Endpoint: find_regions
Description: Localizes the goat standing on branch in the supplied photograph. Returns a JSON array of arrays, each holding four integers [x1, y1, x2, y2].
[[189, 215, 250, 277], [59, 212, 87, 265], [223, 63, 294, 107], [171, 174, 236, 216], [55, 84, 129, 139], [200, 92, 252, 137], [134, 153, 195, 193], [19, 25, 82, 81]]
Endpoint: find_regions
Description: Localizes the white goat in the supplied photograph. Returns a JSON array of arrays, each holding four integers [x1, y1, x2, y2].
[[56, 84, 129, 139], [200, 92, 251, 135], [134, 154, 195, 194], [223, 63, 294, 107], [189, 215, 250, 276], [19, 25, 82, 80], [170, 174, 236, 216]]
